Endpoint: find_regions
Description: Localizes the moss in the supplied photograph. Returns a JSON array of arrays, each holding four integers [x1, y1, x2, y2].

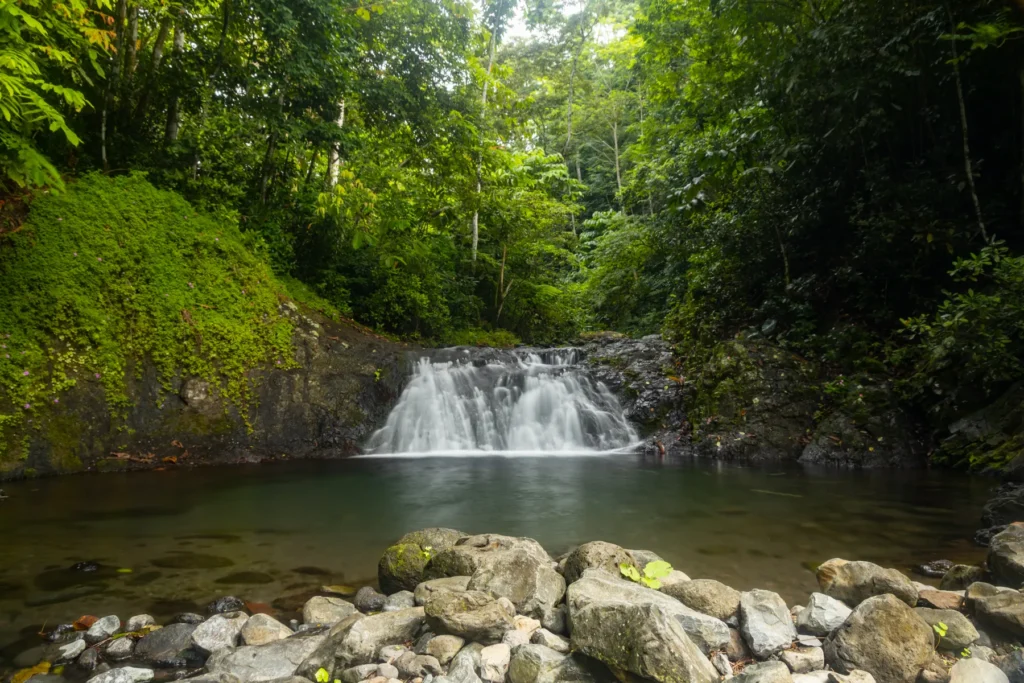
[[0, 173, 297, 468], [43, 413, 86, 472], [378, 542, 430, 593]]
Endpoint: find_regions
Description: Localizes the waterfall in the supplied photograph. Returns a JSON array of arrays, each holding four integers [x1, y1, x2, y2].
[[366, 349, 639, 455]]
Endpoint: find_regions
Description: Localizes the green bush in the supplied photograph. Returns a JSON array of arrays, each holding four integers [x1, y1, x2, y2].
[[444, 327, 521, 348]]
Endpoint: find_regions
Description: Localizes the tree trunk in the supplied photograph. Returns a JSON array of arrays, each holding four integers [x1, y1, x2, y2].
[[328, 99, 345, 187], [472, 32, 496, 262], [612, 120, 622, 195], [164, 14, 185, 145], [260, 90, 286, 204], [101, 0, 128, 169], [132, 14, 172, 121], [125, 5, 139, 81], [563, 25, 590, 154]]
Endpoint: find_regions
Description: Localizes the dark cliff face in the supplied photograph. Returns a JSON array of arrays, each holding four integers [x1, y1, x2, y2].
[[5, 304, 410, 480]]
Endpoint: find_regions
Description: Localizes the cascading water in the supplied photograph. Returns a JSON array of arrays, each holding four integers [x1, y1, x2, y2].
[[366, 349, 638, 455]]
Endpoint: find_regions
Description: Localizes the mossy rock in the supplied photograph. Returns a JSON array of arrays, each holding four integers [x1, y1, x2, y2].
[[378, 527, 465, 594]]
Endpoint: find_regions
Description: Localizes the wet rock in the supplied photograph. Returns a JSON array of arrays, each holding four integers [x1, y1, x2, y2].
[[135, 623, 204, 669], [949, 658, 1007, 683], [424, 635, 464, 666], [916, 590, 964, 611], [55, 639, 87, 663], [916, 561, 954, 579], [664, 579, 742, 622], [335, 607, 427, 667], [383, 591, 415, 612], [561, 541, 635, 584], [479, 644, 511, 683], [731, 661, 791, 683], [240, 614, 293, 646], [976, 526, 1007, 548], [982, 484, 1024, 529], [192, 611, 248, 654], [105, 637, 135, 661], [414, 577, 471, 606], [797, 593, 852, 637], [86, 667, 155, 683], [206, 632, 327, 682], [355, 587, 387, 614], [396, 652, 442, 678], [171, 613, 205, 626], [126, 615, 157, 632], [816, 559, 918, 607], [940, 566, 986, 591], [913, 608, 978, 650], [77, 648, 100, 671], [467, 548, 566, 624], [989, 524, 1024, 586], [379, 528, 465, 594], [340, 664, 379, 683], [740, 589, 797, 659], [208, 597, 247, 616], [968, 583, 1024, 637], [303, 597, 358, 626], [424, 590, 515, 642], [823, 594, 934, 683], [780, 647, 825, 674], [86, 615, 121, 644], [566, 570, 719, 683]]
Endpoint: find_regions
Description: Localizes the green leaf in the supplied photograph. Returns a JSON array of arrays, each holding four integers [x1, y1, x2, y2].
[[355, 7, 371, 20], [316, 668, 330, 683], [619, 562, 640, 583], [643, 560, 673, 581]]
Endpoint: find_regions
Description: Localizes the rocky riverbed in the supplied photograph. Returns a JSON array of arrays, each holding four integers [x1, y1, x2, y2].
[[9, 526, 1024, 683]]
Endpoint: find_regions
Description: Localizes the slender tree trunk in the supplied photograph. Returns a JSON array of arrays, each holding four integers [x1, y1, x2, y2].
[[328, 99, 345, 187], [125, 6, 139, 81], [612, 120, 622, 195], [495, 245, 514, 322], [164, 14, 185, 144], [773, 224, 790, 286], [102, 0, 128, 169], [948, 7, 988, 243], [132, 15, 172, 121], [472, 32, 496, 262], [563, 24, 590, 155], [260, 90, 285, 204]]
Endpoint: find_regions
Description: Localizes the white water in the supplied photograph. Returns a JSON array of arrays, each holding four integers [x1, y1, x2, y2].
[[366, 350, 639, 455]]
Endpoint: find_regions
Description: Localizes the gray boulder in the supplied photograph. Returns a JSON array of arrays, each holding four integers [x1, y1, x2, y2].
[[467, 549, 566, 623], [531, 629, 570, 654], [732, 661, 792, 683], [780, 647, 825, 674], [561, 541, 635, 584], [913, 608, 978, 650], [207, 632, 327, 683], [379, 528, 465, 594], [86, 616, 121, 644], [663, 579, 741, 621], [823, 594, 934, 683], [507, 645, 607, 683], [567, 571, 718, 683], [424, 635, 465, 665], [125, 615, 156, 632], [797, 593, 852, 636], [567, 568, 729, 654], [241, 614, 294, 646], [355, 587, 387, 614], [303, 597, 358, 626], [740, 590, 797, 659], [447, 644, 484, 683], [294, 614, 363, 681], [336, 607, 427, 667], [967, 583, 1024, 637], [85, 668, 154, 683], [989, 524, 1024, 587], [429, 534, 551, 579], [949, 658, 1009, 683], [395, 652, 443, 678], [192, 611, 248, 654], [383, 591, 416, 612], [415, 577, 472, 606], [940, 565, 986, 591], [54, 639, 86, 664], [135, 623, 204, 668], [424, 590, 515, 642], [816, 559, 917, 607]]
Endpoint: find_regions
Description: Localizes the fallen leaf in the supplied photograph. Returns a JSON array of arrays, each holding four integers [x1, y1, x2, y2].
[[73, 615, 98, 630], [320, 584, 358, 597], [110, 452, 131, 459], [12, 662, 50, 683], [171, 440, 184, 449], [162, 456, 177, 464]]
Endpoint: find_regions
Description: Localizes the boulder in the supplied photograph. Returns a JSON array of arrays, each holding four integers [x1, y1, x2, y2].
[[383, 591, 416, 612], [395, 652, 443, 678], [415, 577, 472, 606], [467, 549, 566, 623], [740, 590, 797, 659], [949, 658, 1009, 683], [294, 614, 364, 681], [424, 590, 515, 642], [355, 587, 387, 614], [126, 615, 156, 632], [780, 647, 825, 674], [531, 629, 570, 654], [968, 584, 1024, 637], [663, 579, 741, 621], [542, 605, 567, 636], [425, 635, 465, 666], [507, 645, 607, 683], [823, 594, 934, 683], [379, 528, 465, 594], [85, 668, 155, 683], [241, 614, 294, 646], [430, 534, 551, 578], [192, 611, 248, 654], [567, 568, 730, 654], [731, 661, 792, 683], [797, 593, 852, 636], [303, 597, 358, 626], [989, 524, 1024, 587], [54, 639, 86, 663], [479, 644, 511, 683], [135, 623, 204, 668], [336, 607, 427, 667], [76, 648, 100, 672], [85, 615, 121, 644], [206, 632, 327, 683], [567, 571, 719, 683], [913, 608, 978, 650], [940, 565, 986, 591], [816, 559, 917, 607], [561, 542, 636, 584], [503, 630, 531, 648]]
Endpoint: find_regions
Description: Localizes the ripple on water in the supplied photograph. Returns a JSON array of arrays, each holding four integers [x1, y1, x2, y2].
[[150, 553, 234, 569], [214, 571, 275, 585]]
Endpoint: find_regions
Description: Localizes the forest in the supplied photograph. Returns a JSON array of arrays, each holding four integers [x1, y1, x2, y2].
[[4, 0, 1024, 451]]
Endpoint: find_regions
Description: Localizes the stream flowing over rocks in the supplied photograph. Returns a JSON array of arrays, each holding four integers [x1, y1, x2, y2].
[[13, 526, 1024, 683]]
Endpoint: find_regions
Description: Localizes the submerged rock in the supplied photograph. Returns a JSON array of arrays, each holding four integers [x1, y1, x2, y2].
[[208, 597, 247, 615]]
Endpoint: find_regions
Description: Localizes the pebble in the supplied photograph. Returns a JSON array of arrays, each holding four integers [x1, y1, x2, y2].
[[126, 615, 157, 632], [55, 639, 86, 663], [379, 645, 408, 663], [85, 615, 121, 644]]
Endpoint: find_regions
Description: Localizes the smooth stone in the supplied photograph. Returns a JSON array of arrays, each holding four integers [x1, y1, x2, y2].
[[192, 611, 248, 654], [77, 648, 100, 671], [379, 644, 408, 663], [732, 661, 792, 682], [663, 579, 742, 621], [207, 632, 327, 682], [414, 577, 472, 606], [780, 647, 825, 674], [502, 630, 531, 648], [917, 590, 964, 611], [740, 589, 797, 659], [126, 615, 157, 632], [336, 607, 427, 667], [135, 623, 203, 668], [395, 652, 442, 678], [56, 639, 86, 663], [797, 593, 852, 637], [913, 607, 979, 650], [425, 635, 465, 666], [796, 635, 822, 648], [479, 644, 511, 683], [530, 629, 569, 654], [383, 591, 416, 612], [377, 664, 400, 679], [86, 667, 155, 683], [340, 664, 378, 683], [86, 616, 121, 644], [816, 559, 917, 607], [355, 587, 387, 614], [303, 596, 358, 626], [561, 541, 636, 584], [823, 594, 933, 683], [208, 597, 247, 615], [424, 590, 515, 642], [241, 614, 294, 646], [989, 524, 1024, 586], [105, 637, 135, 661], [949, 658, 1008, 683]]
